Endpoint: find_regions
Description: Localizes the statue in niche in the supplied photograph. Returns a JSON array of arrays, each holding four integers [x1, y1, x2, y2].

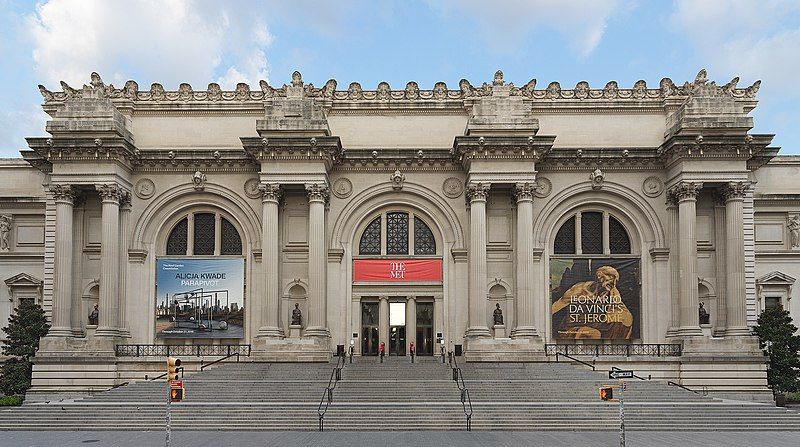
[[291, 303, 302, 326], [493, 303, 504, 326], [88, 304, 99, 326], [699, 302, 710, 325], [0, 215, 11, 252], [789, 215, 800, 249]]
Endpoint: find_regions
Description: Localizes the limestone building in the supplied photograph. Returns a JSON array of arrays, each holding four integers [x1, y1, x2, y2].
[[1, 69, 799, 400]]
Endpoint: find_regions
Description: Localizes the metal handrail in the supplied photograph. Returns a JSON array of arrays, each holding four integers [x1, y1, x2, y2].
[[115, 344, 251, 357], [107, 382, 129, 391], [667, 381, 708, 396], [612, 366, 650, 381], [200, 351, 240, 370], [145, 367, 183, 381], [555, 351, 596, 370], [447, 352, 473, 431], [317, 354, 345, 432], [545, 343, 682, 357]]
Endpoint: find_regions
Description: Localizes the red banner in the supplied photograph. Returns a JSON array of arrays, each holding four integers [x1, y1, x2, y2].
[[353, 259, 442, 282]]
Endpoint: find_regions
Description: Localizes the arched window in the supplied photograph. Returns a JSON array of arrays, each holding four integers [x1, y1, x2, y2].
[[358, 211, 437, 255], [165, 211, 242, 256], [553, 211, 632, 255]]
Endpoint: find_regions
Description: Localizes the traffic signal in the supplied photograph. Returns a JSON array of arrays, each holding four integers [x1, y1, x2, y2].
[[170, 385, 184, 402], [599, 386, 613, 401], [167, 357, 182, 381]]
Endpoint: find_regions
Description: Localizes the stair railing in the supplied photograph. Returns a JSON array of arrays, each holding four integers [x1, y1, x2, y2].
[[554, 351, 596, 370], [317, 354, 346, 432], [667, 381, 708, 396], [200, 351, 241, 370], [447, 351, 473, 431]]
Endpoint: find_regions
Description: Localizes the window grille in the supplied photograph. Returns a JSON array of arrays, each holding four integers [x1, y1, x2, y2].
[[414, 217, 436, 255], [220, 217, 242, 255], [609, 216, 631, 254], [386, 212, 409, 255], [580, 212, 603, 254], [166, 218, 188, 255], [554, 216, 576, 254], [359, 216, 381, 255], [193, 213, 216, 255]]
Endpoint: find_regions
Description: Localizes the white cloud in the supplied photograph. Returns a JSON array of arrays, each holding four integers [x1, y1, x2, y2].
[[27, 0, 274, 90], [428, 0, 624, 57]]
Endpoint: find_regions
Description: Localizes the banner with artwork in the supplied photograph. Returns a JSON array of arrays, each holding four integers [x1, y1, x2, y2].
[[156, 258, 245, 339], [550, 258, 640, 340]]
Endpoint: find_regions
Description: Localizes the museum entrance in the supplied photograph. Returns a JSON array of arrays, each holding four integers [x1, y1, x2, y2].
[[415, 301, 434, 356], [361, 302, 379, 356], [389, 302, 406, 356]]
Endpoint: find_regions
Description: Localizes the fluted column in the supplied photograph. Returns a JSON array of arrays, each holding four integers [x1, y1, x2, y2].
[[712, 193, 728, 336], [258, 183, 284, 338], [466, 182, 491, 338], [512, 182, 538, 338], [672, 181, 703, 337], [95, 183, 121, 337], [117, 192, 131, 337], [723, 182, 750, 336], [665, 194, 680, 337], [304, 183, 329, 338], [49, 184, 76, 337]]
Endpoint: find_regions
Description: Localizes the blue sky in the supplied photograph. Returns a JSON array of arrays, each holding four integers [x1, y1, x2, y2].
[[1, 0, 798, 156]]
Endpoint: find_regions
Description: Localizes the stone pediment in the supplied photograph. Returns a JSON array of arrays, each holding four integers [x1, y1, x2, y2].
[[756, 271, 796, 286], [5, 272, 43, 288]]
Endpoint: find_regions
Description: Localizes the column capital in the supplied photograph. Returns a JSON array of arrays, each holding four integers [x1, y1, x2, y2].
[[720, 181, 750, 202], [119, 190, 132, 209], [49, 184, 77, 204], [96, 183, 123, 204], [513, 182, 535, 203], [465, 182, 490, 203], [259, 183, 282, 203], [668, 181, 702, 203], [305, 183, 330, 203]]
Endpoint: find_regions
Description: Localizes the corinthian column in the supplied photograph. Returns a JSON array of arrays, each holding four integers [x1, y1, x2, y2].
[[722, 182, 750, 336], [258, 183, 284, 338], [304, 183, 329, 338], [49, 184, 76, 337], [466, 182, 491, 338], [512, 182, 538, 338], [665, 193, 680, 338], [95, 183, 121, 337], [671, 181, 703, 337], [117, 192, 131, 338]]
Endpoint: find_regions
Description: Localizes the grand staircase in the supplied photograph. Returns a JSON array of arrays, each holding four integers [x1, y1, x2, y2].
[[1, 356, 799, 431]]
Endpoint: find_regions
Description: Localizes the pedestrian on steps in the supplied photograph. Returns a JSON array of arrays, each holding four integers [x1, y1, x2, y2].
[[379, 341, 386, 363], [410, 342, 415, 363]]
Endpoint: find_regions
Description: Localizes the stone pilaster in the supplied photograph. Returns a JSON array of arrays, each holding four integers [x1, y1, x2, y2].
[[117, 192, 131, 338], [465, 182, 491, 338], [512, 182, 538, 338], [304, 183, 329, 338], [49, 184, 76, 337], [406, 297, 417, 354], [722, 182, 750, 336], [258, 183, 284, 338], [712, 192, 728, 336], [95, 183, 121, 337], [379, 296, 389, 348], [665, 193, 680, 338], [671, 181, 703, 337]]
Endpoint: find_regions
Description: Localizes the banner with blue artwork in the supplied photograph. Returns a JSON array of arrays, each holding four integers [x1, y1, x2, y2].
[[156, 258, 245, 339]]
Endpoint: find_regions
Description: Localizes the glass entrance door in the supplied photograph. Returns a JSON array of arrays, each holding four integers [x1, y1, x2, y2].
[[389, 301, 406, 355], [361, 302, 379, 356], [416, 302, 434, 356]]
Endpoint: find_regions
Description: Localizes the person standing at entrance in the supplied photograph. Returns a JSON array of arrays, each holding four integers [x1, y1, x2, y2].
[[379, 341, 386, 363], [409, 342, 415, 364]]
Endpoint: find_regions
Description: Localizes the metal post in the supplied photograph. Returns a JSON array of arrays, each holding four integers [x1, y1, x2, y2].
[[619, 378, 625, 447], [165, 380, 171, 447]]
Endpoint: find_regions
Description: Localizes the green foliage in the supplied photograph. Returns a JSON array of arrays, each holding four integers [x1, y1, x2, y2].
[[0, 301, 50, 396], [0, 395, 22, 406], [753, 306, 800, 393], [788, 391, 800, 403]]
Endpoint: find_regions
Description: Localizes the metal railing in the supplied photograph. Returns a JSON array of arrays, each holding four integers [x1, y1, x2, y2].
[[545, 343, 682, 357], [115, 344, 251, 357], [668, 381, 708, 396], [200, 351, 242, 370], [554, 351, 596, 370], [447, 351, 473, 431], [317, 354, 346, 432]]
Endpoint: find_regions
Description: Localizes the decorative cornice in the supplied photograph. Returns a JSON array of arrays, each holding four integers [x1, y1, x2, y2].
[[658, 133, 775, 167], [25, 137, 139, 172], [135, 148, 257, 171], [36, 69, 761, 106], [242, 136, 343, 171], [452, 135, 555, 170]]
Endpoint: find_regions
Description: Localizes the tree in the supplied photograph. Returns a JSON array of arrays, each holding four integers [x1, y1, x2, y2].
[[0, 300, 50, 396], [753, 306, 800, 394]]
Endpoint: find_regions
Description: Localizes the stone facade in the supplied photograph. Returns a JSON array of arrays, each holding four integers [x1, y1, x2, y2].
[[0, 69, 798, 400]]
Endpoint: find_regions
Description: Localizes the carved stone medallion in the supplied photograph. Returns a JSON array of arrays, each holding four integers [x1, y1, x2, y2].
[[244, 178, 261, 199], [332, 178, 353, 199], [442, 177, 464, 199], [134, 178, 155, 199], [533, 177, 552, 198], [642, 176, 664, 198]]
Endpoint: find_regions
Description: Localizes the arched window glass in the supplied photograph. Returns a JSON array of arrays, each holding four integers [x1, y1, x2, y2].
[[220, 217, 242, 255], [609, 216, 631, 254], [166, 218, 188, 255], [193, 213, 216, 255], [554, 216, 575, 254], [359, 216, 381, 255], [580, 212, 603, 254], [414, 217, 436, 255], [386, 212, 409, 255]]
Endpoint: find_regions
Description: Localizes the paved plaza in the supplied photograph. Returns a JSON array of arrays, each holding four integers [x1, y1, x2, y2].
[[3, 431, 800, 447]]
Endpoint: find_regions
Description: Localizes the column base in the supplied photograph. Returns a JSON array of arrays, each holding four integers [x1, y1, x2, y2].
[[510, 326, 540, 339], [252, 336, 331, 362], [303, 326, 331, 338], [465, 326, 492, 338], [256, 326, 285, 339], [675, 325, 703, 337], [464, 336, 546, 362], [665, 326, 679, 338], [723, 326, 752, 337], [94, 327, 120, 337], [47, 327, 75, 337]]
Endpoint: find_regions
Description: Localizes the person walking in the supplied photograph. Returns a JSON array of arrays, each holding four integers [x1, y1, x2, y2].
[[409, 341, 415, 364], [379, 341, 386, 363]]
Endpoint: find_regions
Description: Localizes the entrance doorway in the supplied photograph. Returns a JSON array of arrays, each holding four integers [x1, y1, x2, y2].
[[361, 302, 379, 356], [416, 302, 434, 356], [389, 302, 406, 355]]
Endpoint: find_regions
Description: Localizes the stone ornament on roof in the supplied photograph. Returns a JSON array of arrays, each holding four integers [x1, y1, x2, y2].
[[36, 69, 763, 104]]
